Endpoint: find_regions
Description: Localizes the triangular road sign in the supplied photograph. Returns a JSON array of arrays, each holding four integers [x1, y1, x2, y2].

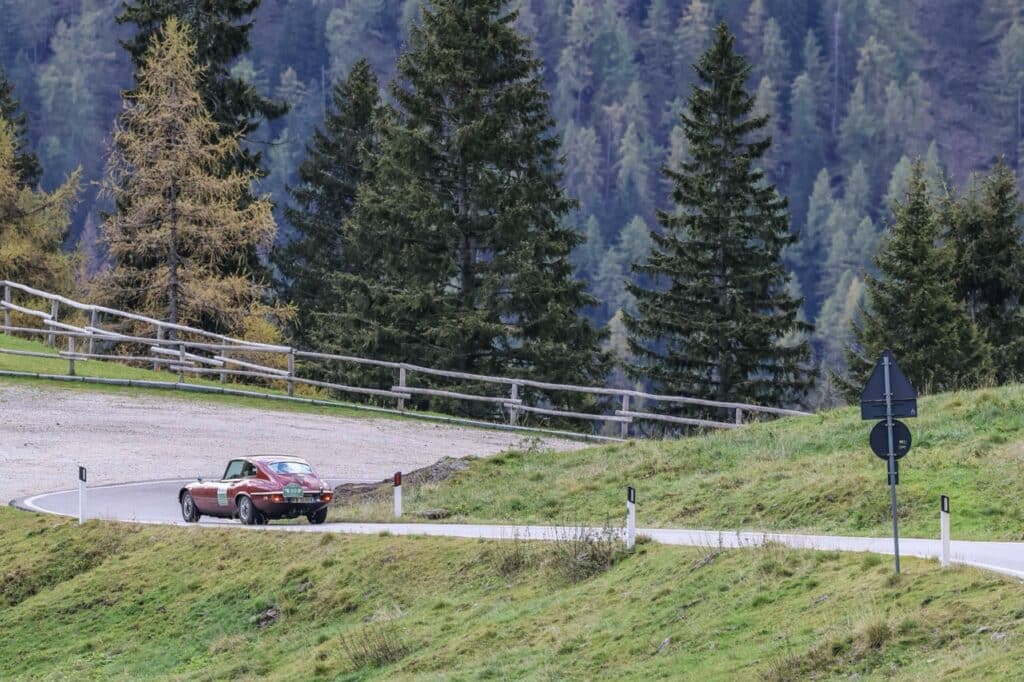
[[860, 350, 917, 420]]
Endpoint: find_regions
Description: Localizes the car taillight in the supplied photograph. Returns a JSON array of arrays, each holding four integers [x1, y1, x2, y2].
[[271, 494, 284, 502], [321, 493, 333, 501]]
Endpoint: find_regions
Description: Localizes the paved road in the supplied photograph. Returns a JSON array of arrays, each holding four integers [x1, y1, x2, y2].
[[13, 480, 1024, 581], [0, 383, 582, 502], [13, 477, 363, 525]]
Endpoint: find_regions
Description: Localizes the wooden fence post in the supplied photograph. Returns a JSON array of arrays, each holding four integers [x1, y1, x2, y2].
[[220, 347, 228, 383], [88, 309, 98, 354], [47, 301, 58, 347], [67, 335, 75, 376], [509, 383, 519, 425], [153, 326, 164, 371], [177, 343, 186, 383], [397, 367, 406, 410], [620, 394, 630, 438], [4, 285, 11, 332], [735, 408, 743, 425], [287, 348, 295, 397]]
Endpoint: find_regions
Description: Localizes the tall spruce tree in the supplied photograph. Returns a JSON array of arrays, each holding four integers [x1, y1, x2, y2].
[[98, 19, 276, 338], [275, 59, 380, 351], [845, 160, 992, 393], [947, 159, 1024, 381], [0, 66, 40, 187], [118, 0, 286, 182], [626, 23, 813, 410], [329, 0, 606, 390]]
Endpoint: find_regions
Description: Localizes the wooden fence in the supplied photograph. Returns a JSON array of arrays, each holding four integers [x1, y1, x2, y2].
[[0, 280, 811, 440]]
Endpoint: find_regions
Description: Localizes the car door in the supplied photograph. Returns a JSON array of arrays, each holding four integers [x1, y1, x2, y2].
[[212, 459, 246, 516], [227, 460, 260, 513]]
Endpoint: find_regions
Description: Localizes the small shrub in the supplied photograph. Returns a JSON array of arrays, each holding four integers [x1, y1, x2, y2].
[[339, 621, 408, 670], [493, 530, 535, 576], [861, 554, 883, 570], [544, 522, 625, 583], [857, 617, 891, 651]]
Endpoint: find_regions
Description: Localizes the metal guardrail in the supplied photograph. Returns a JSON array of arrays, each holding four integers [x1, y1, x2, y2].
[[0, 280, 812, 437]]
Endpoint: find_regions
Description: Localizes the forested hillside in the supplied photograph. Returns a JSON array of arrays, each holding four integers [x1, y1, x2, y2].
[[1, 0, 1023, 406]]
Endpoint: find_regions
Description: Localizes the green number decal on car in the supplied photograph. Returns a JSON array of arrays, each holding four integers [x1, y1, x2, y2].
[[283, 483, 302, 499], [217, 486, 228, 506]]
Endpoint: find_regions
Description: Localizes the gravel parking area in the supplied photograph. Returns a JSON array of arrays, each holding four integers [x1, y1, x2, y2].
[[0, 384, 582, 502]]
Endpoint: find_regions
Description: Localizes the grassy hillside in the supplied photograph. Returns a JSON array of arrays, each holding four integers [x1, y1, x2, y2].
[[332, 385, 1024, 541], [0, 332, 381, 420], [1, 507, 1022, 680]]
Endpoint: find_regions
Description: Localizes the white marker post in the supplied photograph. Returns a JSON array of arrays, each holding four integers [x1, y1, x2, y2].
[[78, 466, 87, 525], [393, 471, 402, 518], [626, 486, 636, 550], [940, 495, 950, 567]]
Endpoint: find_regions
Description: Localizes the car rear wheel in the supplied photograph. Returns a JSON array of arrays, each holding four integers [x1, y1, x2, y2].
[[307, 507, 328, 525], [181, 492, 200, 523], [237, 495, 259, 525]]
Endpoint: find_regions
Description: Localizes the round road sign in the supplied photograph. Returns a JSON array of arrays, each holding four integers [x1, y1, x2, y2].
[[870, 419, 911, 460]]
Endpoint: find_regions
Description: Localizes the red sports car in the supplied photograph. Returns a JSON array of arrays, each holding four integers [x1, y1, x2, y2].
[[179, 455, 333, 525]]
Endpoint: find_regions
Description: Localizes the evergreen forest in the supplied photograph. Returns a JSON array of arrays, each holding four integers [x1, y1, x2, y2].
[[2, 0, 1024, 411]]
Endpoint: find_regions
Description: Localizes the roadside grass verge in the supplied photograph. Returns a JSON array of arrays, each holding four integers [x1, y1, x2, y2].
[[1, 508, 1022, 680], [0, 333, 413, 422], [331, 383, 1024, 541]]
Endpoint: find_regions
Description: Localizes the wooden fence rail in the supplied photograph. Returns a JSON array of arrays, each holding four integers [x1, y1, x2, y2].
[[0, 280, 813, 439]]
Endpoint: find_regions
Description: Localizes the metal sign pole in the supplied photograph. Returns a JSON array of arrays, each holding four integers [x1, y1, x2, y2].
[[393, 472, 402, 518], [883, 356, 901, 575], [626, 486, 636, 550]]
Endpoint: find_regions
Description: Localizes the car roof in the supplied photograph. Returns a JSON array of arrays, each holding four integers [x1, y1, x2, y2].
[[245, 455, 311, 464]]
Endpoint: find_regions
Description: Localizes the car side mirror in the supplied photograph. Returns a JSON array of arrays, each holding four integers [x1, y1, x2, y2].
[[197, 475, 204, 483]]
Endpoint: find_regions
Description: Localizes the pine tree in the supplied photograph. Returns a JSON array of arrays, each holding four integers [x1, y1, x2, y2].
[[883, 154, 912, 216], [36, 4, 123, 190], [855, 35, 899, 111], [753, 75, 782, 179], [626, 23, 813, 410], [815, 269, 863, 371], [0, 66, 39, 186], [801, 29, 830, 126], [786, 72, 824, 229], [843, 161, 871, 215], [616, 121, 650, 209], [838, 80, 876, 171], [0, 120, 78, 292], [846, 160, 992, 393], [674, 0, 714, 89], [562, 123, 602, 213], [98, 19, 276, 337], [275, 59, 380, 350], [118, 0, 287, 182], [986, 21, 1024, 168], [742, 0, 766, 54], [334, 0, 607, 389], [642, 0, 676, 134], [758, 17, 790, 86], [576, 214, 605, 280], [947, 159, 1024, 381], [325, 0, 393, 81], [794, 167, 834, 294]]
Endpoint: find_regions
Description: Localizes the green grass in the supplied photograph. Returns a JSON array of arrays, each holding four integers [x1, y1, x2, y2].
[[332, 384, 1024, 541], [1, 507, 1022, 680], [0, 332, 394, 421]]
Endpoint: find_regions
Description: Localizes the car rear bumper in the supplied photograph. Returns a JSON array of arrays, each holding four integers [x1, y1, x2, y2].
[[253, 499, 329, 518]]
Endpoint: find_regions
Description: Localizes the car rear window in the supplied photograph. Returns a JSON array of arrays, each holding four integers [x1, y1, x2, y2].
[[268, 461, 313, 475]]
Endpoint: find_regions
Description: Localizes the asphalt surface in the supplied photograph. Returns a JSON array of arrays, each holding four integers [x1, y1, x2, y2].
[[13, 480, 1024, 581], [14, 477, 362, 526]]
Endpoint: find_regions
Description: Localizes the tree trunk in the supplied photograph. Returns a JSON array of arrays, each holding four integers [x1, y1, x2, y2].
[[167, 179, 180, 341]]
